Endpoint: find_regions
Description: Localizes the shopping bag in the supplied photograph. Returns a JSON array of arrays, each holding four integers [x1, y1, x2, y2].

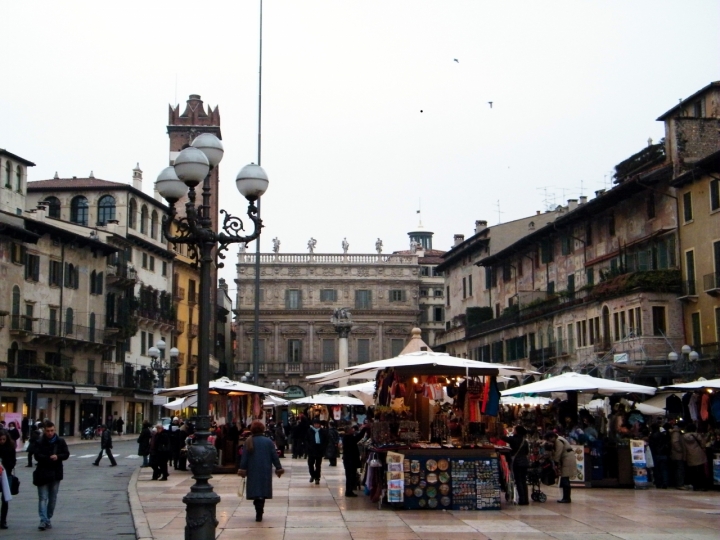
[[237, 477, 246, 500]]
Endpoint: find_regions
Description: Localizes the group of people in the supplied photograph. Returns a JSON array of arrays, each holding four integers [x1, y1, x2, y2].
[[135, 417, 192, 481]]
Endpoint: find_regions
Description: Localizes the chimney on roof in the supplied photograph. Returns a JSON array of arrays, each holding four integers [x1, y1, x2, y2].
[[132, 163, 143, 191], [453, 234, 465, 246], [536, 210, 541, 215], [475, 220, 487, 233], [89, 171, 94, 178], [595, 189, 605, 197], [53, 172, 59, 179], [568, 199, 578, 211], [579, 195, 587, 205], [648, 137, 653, 147]]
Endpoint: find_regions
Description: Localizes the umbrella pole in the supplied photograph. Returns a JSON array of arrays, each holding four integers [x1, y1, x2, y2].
[[567, 391, 579, 426]]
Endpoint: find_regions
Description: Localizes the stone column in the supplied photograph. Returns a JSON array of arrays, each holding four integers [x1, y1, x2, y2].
[[331, 308, 353, 390]]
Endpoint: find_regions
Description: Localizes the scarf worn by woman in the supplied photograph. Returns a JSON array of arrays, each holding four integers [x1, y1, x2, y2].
[[310, 426, 321, 444]]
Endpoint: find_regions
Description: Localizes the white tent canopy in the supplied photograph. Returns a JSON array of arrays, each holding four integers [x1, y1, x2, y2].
[[501, 395, 553, 406], [264, 395, 290, 407], [659, 377, 720, 391], [501, 372, 656, 396], [155, 376, 284, 398], [163, 395, 198, 411], [583, 398, 665, 416], [290, 393, 364, 406], [326, 381, 375, 406]]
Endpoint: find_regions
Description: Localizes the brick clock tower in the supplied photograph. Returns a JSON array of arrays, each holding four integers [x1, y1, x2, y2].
[[167, 94, 222, 375]]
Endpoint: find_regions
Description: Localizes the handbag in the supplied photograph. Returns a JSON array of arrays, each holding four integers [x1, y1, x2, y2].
[[9, 473, 19, 496], [32, 467, 55, 487], [237, 477, 246, 500]]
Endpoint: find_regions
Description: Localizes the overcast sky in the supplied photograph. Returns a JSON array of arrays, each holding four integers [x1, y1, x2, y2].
[[2, 1, 718, 290]]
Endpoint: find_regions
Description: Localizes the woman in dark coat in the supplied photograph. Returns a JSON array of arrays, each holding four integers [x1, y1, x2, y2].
[[0, 429, 17, 529], [137, 421, 152, 468], [238, 421, 284, 522], [502, 425, 530, 505], [325, 421, 340, 466], [150, 424, 172, 480]]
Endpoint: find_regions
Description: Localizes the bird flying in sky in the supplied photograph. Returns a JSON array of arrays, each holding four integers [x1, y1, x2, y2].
[[488, 101, 493, 108], [453, 58, 459, 63]]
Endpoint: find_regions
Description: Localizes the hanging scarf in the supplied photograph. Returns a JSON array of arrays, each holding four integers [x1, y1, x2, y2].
[[310, 426, 321, 444]]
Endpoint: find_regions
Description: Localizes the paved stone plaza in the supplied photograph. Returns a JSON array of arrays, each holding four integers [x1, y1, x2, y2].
[[132, 456, 720, 540]]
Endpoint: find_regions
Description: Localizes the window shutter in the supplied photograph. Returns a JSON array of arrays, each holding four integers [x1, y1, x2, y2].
[[97, 272, 103, 295], [402, 290, 407, 302], [33, 257, 39, 281], [285, 289, 290, 309], [64, 262, 70, 287], [74, 266, 80, 289], [90, 270, 96, 294]]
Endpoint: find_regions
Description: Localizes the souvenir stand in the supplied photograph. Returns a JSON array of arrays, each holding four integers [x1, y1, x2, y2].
[[156, 377, 285, 471], [501, 372, 656, 488], [290, 393, 364, 424], [311, 352, 532, 511]]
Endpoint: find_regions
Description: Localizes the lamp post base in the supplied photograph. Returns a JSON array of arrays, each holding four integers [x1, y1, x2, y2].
[[184, 415, 221, 540]]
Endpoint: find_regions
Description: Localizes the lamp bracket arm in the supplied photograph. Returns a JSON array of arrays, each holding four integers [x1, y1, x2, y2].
[[216, 204, 263, 268]]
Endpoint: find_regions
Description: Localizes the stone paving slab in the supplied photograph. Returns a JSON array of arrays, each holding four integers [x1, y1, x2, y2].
[[130, 455, 720, 539]]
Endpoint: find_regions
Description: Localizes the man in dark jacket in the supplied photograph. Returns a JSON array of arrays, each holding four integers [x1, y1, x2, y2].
[[648, 423, 670, 489], [341, 425, 365, 496], [306, 418, 328, 484], [150, 423, 172, 481], [502, 425, 530, 505], [33, 421, 70, 531], [27, 421, 42, 467], [93, 425, 118, 467]]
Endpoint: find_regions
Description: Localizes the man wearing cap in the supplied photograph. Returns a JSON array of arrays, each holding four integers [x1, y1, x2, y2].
[[305, 418, 328, 484]]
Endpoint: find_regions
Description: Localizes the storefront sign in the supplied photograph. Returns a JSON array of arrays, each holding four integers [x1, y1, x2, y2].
[[284, 385, 306, 399], [153, 395, 168, 405], [134, 393, 153, 401], [94, 391, 112, 398], [570, 444, 585, 484], [630, 439, 649, 487], [75, 387, 97, 394]]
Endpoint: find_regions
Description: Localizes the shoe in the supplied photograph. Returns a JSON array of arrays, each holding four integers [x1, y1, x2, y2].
[[309, 477, 315, 483], [255, 513, 263, 522], [151, 477, 159, 481], [315, 479, 320, 485], [38, 522, 46, 531], [160, 477, 168, 481], [110, 463, 118, 467], [45, 523, 52, 530], [0, 521, 8, 529], [92, 462, 99, 466], [557, 499, 571, 503], [345, 492, 358, 497]]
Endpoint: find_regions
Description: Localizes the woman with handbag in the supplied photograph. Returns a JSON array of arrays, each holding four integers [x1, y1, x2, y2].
[[502, 425, 530, 505], [545, 431, 577, 503], [0, 429, 17, 529], [237, 421, 284, 522]]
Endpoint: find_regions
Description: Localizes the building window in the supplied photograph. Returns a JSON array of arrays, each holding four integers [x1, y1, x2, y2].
[[142, 253, 148, 269], [420, 267, 430, 277], [162, 261, 167, 276], [128, 198, 137, 229], [64, 263, 79, 289], [355, 289, 372, 309], [70, 196, 89, 225], [468, 275, 473, 296], [608, 214, 615, 237], [141, 331, 147, 355], [561, 236, 572, 256], [651, 306, 666, 336], [389, 289, 406, 302], [89, 312, 96, 342], [434, 306, 444, 322], [685, 250, 696, 295], [4, 162, 11, 188], [320, 289, 337, 302], [647, 194, 656, 219], [434, 289, 443, 297], [149, 256, 155, 272], [547, 281, 555, 295], [683, 192, 693, 222], [44, 196, 61, 218], [49, 308, 58, 336], [15, 166, 21, 192], [502, 264, 511, 282], [446, 286, 450, 306], [541, 239, 554, 263], [711, 179, 720, 212], [65, 307, 74, 334], [357, 339, 370, 363], [97, 195, 116, 224], [140, 205, 148, 234], [322, 339, 335, 363], [287, 339, 302, 362], [25, 253, 40, 282], [151, 210, 158, 239], [285, 289, 302, 309], [586, 268, 594, 287], [691, 312, 701, 348], [390, 339, 404, 357]]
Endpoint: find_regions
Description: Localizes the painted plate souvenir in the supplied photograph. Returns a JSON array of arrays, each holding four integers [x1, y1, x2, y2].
[[414, 487, 424, 498], [439, 483, 450, 495], [426, 473, 438, 484], [437, 459, 449, 471], [410, 475, 419, 485], [426, 459, 438, 472], [405, 487, 414, 498], [419, 480, 427, 489], [410, 460, 420, 473], [440, 496, 451, 507], [438, 472, 450, 484], [427, 497, 439, 508], [418, 498, 427, 508], [426, 486, 437, 498]]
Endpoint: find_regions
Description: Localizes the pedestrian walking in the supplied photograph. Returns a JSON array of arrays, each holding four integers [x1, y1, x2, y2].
[[669, 422, 688, 489], [341, 425, 364, 497], [237, 421, 284, 522], [6, 423, 20, 446], [137, 421, 152, 468], [115, 417, 124, 436], [274, 423, 287, 458], [306, 417, 328, 484], [27, 421, 42, 467], [92, 425, 118, 466], [32, 421, 70, 531], [649, 423, 670, 489], [681, 423, 707, 491], [169, 417, 182, 469], [325, 421, 340, 467], [545, 431, 576, 503], [21, 417, 29, 444], [292, 415, 309, 459], [0, 429, 17, 529], [150, 423, 171, 481], [502, 425, 530, 505]]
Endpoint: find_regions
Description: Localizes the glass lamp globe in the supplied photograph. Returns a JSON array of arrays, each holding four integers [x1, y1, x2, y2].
[[191, 133, 224, 167], [689, 351, 699, 361], [169, 347, 180, 358], [681, 344, 692, 355], [236, 163, 269, 201], [668, 351, 679, 361], [156, 167, 187, 202], [148, 346, 160, 359], [174, 147, 210, 187]]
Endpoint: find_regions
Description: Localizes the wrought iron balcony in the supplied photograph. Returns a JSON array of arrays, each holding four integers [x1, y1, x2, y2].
[[189, 324, 199, 338], [106, 264, 138, 286], [13, 317, 109, 346], [703, 273, 720, 295], [173, 286, 185, 301], [175, 320, 186, 334]]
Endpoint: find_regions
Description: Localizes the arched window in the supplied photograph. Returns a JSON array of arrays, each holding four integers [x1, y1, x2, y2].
[[151, 210, 158, 239], [4, 162, 11, 188], [70, 196, 89, 225], [15, 166, 22, 192], [65, 307, 74, 335], [11, 285, 20, 330], [128, 198, 137, 229], [89, 313, 96, 342], [98, 195, 116, 224], [140, 205, 148, 234], [44, 196, 61, 218]]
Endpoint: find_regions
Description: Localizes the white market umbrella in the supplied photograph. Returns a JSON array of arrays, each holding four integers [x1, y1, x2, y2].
[[641, 392, 684, 410], [291, 393, 364, 406], [163, 395, 198, 411], [327, 381, 376, 406], [264, 395, 290, 407], [501, 395, 553, 406], [659, 377, 720, 391], [501, 372, 656, 397], [155, 376, 285, 398], [583, 398, 665, 417]]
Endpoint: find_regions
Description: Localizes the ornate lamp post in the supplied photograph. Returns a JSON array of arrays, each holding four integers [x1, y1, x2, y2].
[[155, 133, 268, 540], [669, 344, 699, 381], [149, 339, 177, 421]]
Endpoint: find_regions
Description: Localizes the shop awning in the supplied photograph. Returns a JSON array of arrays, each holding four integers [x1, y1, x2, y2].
[[155, 376, 284, 398], [290, 393, 364, 406], [659, 377, 720, 391], [501, 372, 656, 396], [163, 395, 198, 410], [75, 387, 98, 394], [0, 382, 42, 389]]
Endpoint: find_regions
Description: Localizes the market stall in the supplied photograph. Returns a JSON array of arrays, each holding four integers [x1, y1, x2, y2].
[[290, 393, 364, 423], [311, 351, 534, 510], [501, 372, 656, 488]]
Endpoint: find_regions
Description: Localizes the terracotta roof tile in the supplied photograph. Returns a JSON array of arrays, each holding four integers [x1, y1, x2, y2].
[[27, 178, 131, 190]]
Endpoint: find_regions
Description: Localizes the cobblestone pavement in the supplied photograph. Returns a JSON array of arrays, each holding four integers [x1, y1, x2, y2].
[[133, 455, 720, 540], [4, 438, 138, 540]]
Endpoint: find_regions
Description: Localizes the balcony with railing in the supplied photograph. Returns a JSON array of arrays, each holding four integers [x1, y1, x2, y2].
[[189, 324, 199, 338], [175, 320, 186, 334], [238, 252, 418, 265], [703, 273, 720, 295], [173, 286, 185, 301], [678, 279, 698, 300], [188, 288, 197, 306], [106, 264, 138, 286], [12, 317, 109, 347]]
